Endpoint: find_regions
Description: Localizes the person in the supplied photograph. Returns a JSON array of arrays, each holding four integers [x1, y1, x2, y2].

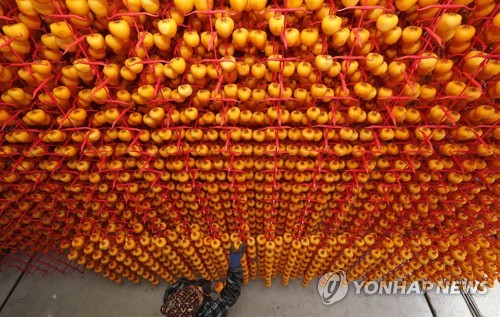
[[160, 244, 245, 317]]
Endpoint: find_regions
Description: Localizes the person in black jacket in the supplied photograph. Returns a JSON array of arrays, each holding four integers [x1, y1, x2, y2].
[[160, 244, 245, 317]]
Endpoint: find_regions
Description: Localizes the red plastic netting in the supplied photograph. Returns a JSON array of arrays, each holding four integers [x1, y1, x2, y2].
[[0, 0, 498, 287]]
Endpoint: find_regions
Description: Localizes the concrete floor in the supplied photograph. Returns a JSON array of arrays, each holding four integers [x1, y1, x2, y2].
[[0, 256, 498, 317]]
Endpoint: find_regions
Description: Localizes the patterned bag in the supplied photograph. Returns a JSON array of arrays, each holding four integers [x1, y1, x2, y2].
[[161, 285, 204, 317]]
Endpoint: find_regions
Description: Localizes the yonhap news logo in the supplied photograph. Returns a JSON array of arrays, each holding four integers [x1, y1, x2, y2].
[[317, 271, 349, 305], [318, 271, 489, 305]]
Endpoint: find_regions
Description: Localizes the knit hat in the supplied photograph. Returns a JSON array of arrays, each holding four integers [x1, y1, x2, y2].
[[161, 285, 204, 317]]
